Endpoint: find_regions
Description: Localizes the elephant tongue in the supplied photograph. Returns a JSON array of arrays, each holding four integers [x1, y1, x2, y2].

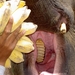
[[29, 31, 56, 73]]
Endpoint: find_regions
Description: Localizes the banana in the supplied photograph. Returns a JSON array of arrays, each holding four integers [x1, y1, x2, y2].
[[15, 36, 34, 53], [0, 0, 26, 35], [19, 36, 33, 44], [5, 35, 34, 68], [11, 6, 31, 32], [20, 22, 38, 35], [9, 50, 24, 63], [0, 0, 38, 68], [0, 0, 5, 3], [0, 0, 5, 7], [5, 1, 18, 14], [5, 59, 11, 68], [5, 0, 25, 14], [18, 1, 26, 8], [0, 2, 11, 35], [0, 0, 5, 4], [9, 0, 20, 5]]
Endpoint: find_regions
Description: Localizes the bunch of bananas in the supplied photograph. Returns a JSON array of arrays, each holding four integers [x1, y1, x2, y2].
[[0, 0, 37, 68]]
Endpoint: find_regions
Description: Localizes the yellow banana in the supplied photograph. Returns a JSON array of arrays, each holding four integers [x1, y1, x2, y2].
[[0, 0, 38, 68], [0, 2, 11, 34], [19, 36, 33, 44], [15, 36, 34, 53], [0, 0, 6, 2], [5, 1, 18, 14], [0, 0, 26, 35], [0, 0, 5, 7], [5, 59, 11, 68], [18, 1, 26, 8], [20, 22, 38, 35], [5, 0, 25, 14], [9, 50, 24, 63], [11, 6, 31, 32]]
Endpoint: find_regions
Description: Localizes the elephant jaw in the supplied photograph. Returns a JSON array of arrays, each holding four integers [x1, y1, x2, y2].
[[29, 31, 62, 74]]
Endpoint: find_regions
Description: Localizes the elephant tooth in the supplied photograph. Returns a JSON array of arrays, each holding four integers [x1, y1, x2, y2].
[[36, 39, 45, 63], [60, 22, 66, 34]]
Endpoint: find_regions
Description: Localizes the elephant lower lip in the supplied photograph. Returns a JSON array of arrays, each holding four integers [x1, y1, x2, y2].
[[29, 31, 56, 74]]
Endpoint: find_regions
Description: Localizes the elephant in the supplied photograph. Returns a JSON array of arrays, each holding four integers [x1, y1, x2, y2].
[[4, 0, 75, 75]]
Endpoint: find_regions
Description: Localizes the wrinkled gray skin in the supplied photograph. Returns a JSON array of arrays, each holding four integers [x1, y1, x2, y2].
[[5, 0, 75, 75]]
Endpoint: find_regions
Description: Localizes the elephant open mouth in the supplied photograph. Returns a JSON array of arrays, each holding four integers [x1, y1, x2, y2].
[[27, 15, 69, 75], [11, 0, 75, 75], [11, 12, 70, 75], [27, 30, 66, 75], [29, 31, 56, 74], [8, 0, 75, 75], [22, 10, 69, 75]]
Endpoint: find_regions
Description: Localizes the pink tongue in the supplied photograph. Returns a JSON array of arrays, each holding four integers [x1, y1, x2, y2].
[[30, 31, 56, 73]]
